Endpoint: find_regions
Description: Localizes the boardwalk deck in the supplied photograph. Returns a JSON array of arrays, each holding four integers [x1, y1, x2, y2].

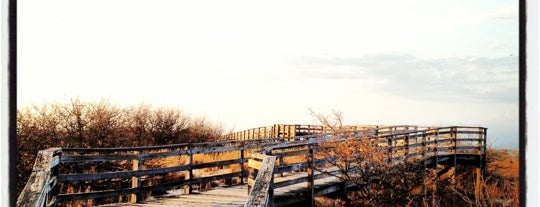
[[99, 167, 343, 207], [100, 185, 248, 207]]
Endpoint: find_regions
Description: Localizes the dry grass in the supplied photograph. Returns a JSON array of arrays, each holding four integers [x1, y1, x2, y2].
[[488, 149, 518, 178]]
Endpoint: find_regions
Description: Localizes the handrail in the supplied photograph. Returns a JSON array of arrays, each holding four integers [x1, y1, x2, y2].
[[222, 124, 411, 140], [17, 148, 62, 207], [19, 139, 281, 207], [244, 156, 277, 207]]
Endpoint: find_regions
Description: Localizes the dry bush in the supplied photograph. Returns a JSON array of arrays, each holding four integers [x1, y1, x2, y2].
[[310, 110, 519, 207], [310, 110, 426, 206], [17, 98, 225, 196], [450, 148, 519, 207]]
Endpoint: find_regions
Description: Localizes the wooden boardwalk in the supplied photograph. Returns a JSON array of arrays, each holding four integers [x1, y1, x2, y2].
[[101, 185, 248, 207], [99, 168, 342, 207], [17, 125, 487, 207]]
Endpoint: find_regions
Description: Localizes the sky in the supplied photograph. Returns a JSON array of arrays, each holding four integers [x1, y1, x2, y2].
[[17, 0, 519, 149]]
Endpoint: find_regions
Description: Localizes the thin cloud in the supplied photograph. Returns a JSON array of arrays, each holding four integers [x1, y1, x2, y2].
[[289, 54, 518, 103], [475, 5, 518, 23]]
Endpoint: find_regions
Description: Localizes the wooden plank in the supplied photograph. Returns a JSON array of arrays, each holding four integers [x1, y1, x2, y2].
[[191, 159, 243, 170], [61, 154, 138, 163], [249, 153, 266, 160], [190, 145, 243, 154], [247, 178, 255, 186], [62, 144, 189, 153], [17, 148, 61, 207], [58, 172, 244, 202], [456, 146, 483, 150], [274, 176, 309, 188], [248, 159, 262, 170], [50, 156, 61, 168], [191, 172, 243, 185], [58, 165, 191, 182], [273, 163, 309, 174], [245, 156, 277, 207], [278, 149, 309, 158]]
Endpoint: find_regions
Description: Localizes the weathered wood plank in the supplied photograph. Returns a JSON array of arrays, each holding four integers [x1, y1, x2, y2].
[[17, 148, 61, 207], [58, 165, 191, 182], [58, 172, 244, 202], [249, 153, 266, 160], [276, 149, 309, 158], [245, 156, 276, 207], [191, 159, 243, 170], [61, 154, 138, 163], [247, 159, 262, 170], [274, 176, 309, 188]]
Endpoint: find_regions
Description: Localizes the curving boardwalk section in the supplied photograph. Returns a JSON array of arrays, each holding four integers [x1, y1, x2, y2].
[[100, 185, 248, 207], [17, 125, 486, 207]]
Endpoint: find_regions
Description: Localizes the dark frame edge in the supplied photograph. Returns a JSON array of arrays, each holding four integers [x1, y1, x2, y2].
[[8, 0, 17, 206]]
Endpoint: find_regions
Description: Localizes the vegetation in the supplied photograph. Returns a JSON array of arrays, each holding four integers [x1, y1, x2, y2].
[[310, 110, 519, 207], [16, 98, 225, 196], [17, 102, 519, 207]]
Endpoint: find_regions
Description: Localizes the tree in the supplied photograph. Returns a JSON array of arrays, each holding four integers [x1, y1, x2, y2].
[[310, 109, 426, 206], [125, 104, 153, 146], [148, 108, 189, 145]]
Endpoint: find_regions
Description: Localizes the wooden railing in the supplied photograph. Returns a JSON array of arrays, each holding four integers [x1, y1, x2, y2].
[[17, 137, 297, 207], [247, 126, 487, 206], [222, 124, 422, 140], [17, 148, 62, 207], [244, 156, 277, 207], [17, 125, 486, 207]]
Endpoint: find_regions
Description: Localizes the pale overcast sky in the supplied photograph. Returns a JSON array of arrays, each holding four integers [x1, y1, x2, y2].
[[17, 0, 518, 148]]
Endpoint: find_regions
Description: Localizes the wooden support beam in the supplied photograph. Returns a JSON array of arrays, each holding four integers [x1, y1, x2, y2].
[[130, 151, 142, 203], [307, 144, 315, 207], [188, 145, 194, 194]]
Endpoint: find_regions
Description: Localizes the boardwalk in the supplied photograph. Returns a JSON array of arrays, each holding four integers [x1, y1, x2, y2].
[[17, 125, 487, 207], [102, 185, 248, 207], [100, 168, 342, 207]]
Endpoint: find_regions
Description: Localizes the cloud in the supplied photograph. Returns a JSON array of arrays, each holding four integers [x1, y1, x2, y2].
[[289, 54, 518, 103], [478, 5, 518, 23]]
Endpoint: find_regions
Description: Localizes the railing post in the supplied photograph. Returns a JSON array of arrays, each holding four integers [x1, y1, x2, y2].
[[431, 129, 439, 207], [240, 142, 245, 185], [307, 144, 315, 207], [474, 167, 482, 200], [478, 127, 486, 169], [422, 131, 427, 202], [434, 129, 439, 165], [278, 139, 285, 177], [483, 128, 487, 169], [388, 135, 393, 163], [405, 134, 410, 161], [269, 168, 275, 207], [130, 150, 142, 203], [188, 144, 194, 194], [451, 127, 457, 207]]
